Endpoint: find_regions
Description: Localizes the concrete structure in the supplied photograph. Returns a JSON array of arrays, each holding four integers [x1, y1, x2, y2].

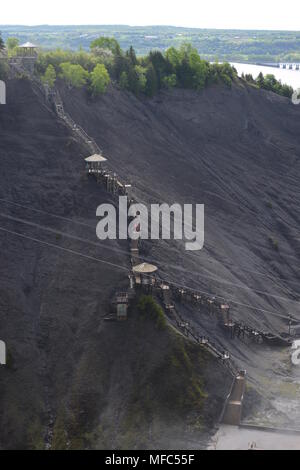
[[114, 292, 129, 321], [222, 370, 246, 426]]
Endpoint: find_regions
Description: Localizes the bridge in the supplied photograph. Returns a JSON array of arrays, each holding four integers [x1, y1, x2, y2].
[[279, 63, 300, 70], [255, 62, 300, 71]]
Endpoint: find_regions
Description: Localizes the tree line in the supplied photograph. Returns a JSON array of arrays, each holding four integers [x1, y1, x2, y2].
[[242, 72, 293, 98], [34, 37, 238, 97], [0, 32, 295, 100]]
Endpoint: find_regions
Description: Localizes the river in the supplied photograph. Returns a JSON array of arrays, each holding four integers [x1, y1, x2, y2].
[[231, 62, 300, 90]]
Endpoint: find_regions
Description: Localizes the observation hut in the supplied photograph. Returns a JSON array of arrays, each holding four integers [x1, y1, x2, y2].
[[85, 154, 107, 175], [18, 42, 38, 57], [220, 303, 230, 326], [132, 262, 158, 289], [10, 42, 38, 75]]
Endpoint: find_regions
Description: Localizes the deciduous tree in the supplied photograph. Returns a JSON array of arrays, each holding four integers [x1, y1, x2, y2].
[[42, 64, 57, 88], [90, 63, 110, 95]]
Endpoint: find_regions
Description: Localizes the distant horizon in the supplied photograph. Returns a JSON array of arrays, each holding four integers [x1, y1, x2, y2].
[[1, 24, 300, 32], [1, 0, 300, 30]]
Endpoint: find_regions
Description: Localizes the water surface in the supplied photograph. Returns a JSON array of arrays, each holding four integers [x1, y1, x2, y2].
[[231, 63, 300, 90]]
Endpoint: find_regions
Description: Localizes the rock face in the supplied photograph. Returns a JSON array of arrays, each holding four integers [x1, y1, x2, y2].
[[0, 79, 132, 449], [0, 78, 299, 448], [58, 81, 300, 429], [60, 81, 300, 331]]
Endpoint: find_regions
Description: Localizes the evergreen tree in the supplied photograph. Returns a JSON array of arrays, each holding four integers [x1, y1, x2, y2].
[[0, 34, 4, 51], [134, 65, 147, 94], [145, 63, 158, 97], [126, 46, 138, 66], [148, 50, 170, 88], [113, 52, 129, 81], [256, 72, 265, 88], [119, 71, 129, 90], [177, 58, 194, 88], [127, 66, 139, 95]]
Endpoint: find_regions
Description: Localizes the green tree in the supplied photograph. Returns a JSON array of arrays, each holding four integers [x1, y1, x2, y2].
[[90, 63, 110, 95], [126, 46, 138, 66], [127, 66, 139, 94], [42, 64, 57, 88], [145, 63, 158, 97], [134, 65, 147, 94], [113, 52, 129, 81], [162, 74, 177, 89], [256, 72, 265, 88], [6, 37, 19, 50], [90, 37, 121, 56], [165, 47, 182, 69], [148, 50, 171, 88], [119, 71, 129, 90], [244, 73, 255, 84], [60, 62, 89, 88], [0, 34, 4, 51], [0, 33, 7, 78], [177, 57, 194, 88], [189, 51, 209, 90]]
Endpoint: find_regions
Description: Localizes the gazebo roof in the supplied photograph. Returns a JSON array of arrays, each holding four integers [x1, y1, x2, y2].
[[19, 42, 37, 48], [85, 154, 107, 163], [132, 263, 158, 274]]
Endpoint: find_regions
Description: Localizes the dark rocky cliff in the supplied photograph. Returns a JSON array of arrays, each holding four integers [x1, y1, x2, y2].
[[0, 78, 300, 448], [0, 79, 232, 449]]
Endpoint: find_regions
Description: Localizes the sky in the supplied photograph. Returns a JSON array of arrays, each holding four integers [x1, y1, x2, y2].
[[1, 0, 300, 30]]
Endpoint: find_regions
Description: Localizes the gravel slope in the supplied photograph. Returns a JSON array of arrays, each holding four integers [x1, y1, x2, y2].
[[0, 79, 233, 449]]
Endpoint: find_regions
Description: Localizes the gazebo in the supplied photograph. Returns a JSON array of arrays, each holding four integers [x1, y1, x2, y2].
[[18, 42, 38, 57], [132, 262, 158, 286], [85, 154, 107, 174]]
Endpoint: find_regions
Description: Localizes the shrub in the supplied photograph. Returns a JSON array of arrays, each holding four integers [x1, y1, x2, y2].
[[137, 295, 166, 329], [162, 74, 177, 89]]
